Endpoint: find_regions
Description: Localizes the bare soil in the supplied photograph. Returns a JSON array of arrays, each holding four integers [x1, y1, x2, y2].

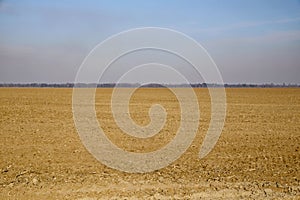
[[0, 88, 299, 199]]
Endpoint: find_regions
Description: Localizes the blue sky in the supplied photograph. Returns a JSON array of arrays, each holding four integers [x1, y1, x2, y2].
[[0, 0, 300, 83]]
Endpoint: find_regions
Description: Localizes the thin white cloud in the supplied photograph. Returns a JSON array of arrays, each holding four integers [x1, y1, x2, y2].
[[206, 30, 300, 46], [195, 17, 300, 33]]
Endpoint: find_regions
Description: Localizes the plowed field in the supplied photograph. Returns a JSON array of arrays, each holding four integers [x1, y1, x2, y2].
[[0, 88, 299, 199]]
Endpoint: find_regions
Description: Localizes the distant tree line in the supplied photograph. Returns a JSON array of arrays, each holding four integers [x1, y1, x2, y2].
[[0, 82, 299, 88]]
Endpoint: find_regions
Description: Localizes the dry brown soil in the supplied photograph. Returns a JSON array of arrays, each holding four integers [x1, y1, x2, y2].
[[0, 88, 299, 199]]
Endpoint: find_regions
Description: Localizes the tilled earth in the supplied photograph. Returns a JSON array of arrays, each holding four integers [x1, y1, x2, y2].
[[0, 88, 299, 199]]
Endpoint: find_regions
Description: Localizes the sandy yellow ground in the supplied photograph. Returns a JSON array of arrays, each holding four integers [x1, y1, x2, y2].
[[0, 88, 299, 199]]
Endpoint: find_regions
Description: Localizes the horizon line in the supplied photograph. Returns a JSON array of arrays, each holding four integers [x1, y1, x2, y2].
[[0, 82, 299, 88]]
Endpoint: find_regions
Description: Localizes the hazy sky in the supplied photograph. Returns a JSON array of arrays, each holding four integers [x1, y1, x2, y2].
[[0, 0, 300, 84]]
